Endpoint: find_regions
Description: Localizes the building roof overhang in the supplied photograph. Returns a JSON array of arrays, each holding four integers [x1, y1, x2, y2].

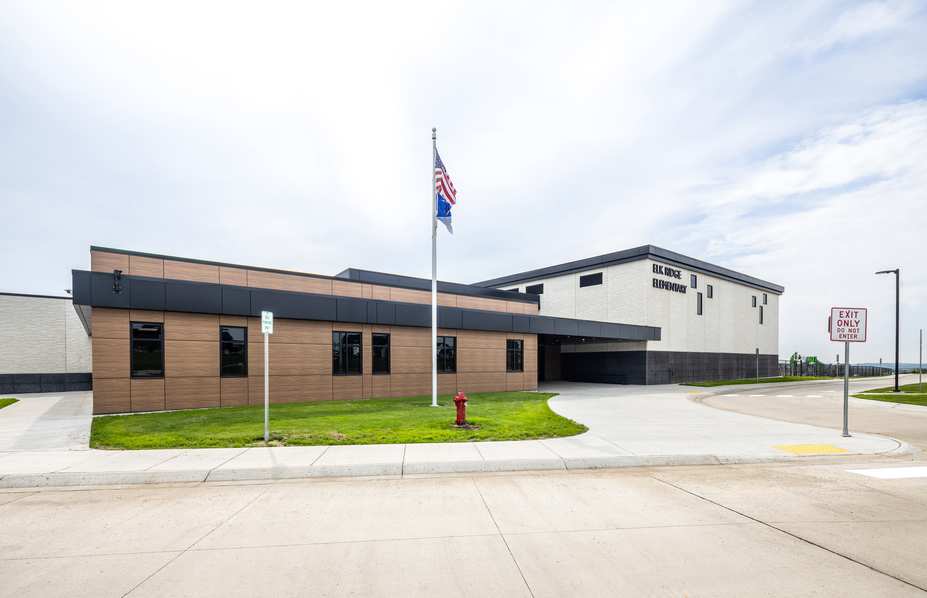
[[71, 270, 659, 342]]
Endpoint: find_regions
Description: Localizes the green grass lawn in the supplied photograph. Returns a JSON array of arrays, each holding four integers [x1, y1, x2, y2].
[[684, 376, 835, 388], [0, 398, 18, 410], [90, 391, 585, 450], [854, 382, 927, 407]]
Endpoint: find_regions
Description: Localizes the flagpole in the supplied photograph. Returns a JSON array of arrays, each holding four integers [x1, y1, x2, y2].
[[431, 127, 439, 407]]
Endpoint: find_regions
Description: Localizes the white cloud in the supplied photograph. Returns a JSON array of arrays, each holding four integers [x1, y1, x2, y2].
[[679, 101, 927, 363], [1, 0, 925, 362], [797, 0, 921, 54]]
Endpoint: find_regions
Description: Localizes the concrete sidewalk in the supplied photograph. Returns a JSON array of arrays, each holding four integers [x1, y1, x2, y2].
[[0, 381, 909, 488], [0, 391, 92, 451]]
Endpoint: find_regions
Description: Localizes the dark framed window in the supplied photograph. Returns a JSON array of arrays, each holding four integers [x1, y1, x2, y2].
[[697, 292, 703, 316], [579, 272, 602, 287], [752, 295, 757, 308], [130, 322, 163, 378], [506, 339, 524, 372], [372, 333, 390, 374], [690, 274, 697, 288], [437, 335, 457, 373], [332, 331, 362, 375], [760, 306, 765, 325], [525, 283, 544, 295], [763, 293, 768, 305], [707, 284, 713, 299], [220, 326, 248, 377]]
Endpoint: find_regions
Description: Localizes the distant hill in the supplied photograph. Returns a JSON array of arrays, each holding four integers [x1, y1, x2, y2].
[[857, 362, 923, 372]]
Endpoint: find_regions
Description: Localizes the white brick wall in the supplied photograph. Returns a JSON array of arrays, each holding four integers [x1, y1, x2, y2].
[[0, 295, 92, 374], [508, 258, 780, 355]]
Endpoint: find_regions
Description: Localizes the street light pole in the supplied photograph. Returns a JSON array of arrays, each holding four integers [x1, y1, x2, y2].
[[876, 268, 900, 392]]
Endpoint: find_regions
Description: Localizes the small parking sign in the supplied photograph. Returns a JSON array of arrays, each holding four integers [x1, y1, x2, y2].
[[261, 311, 274, 335]]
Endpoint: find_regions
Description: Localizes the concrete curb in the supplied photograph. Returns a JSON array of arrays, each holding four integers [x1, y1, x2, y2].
[[0, 440, 913, 489]]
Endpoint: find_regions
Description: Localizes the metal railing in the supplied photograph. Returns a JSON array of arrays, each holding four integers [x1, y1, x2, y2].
[[778, 362, 892, 378]]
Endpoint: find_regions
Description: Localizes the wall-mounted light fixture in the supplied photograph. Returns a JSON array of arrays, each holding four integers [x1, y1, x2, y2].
[[113, 269, 123, 294]]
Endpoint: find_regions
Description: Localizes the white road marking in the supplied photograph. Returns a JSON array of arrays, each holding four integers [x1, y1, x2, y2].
[[775, 395, 794, 398], [848, 466, 927, 480], [805, 395, 822, 398], [748, 395, 763, 398]]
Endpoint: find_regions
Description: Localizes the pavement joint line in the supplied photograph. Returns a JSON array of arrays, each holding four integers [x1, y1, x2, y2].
[[472, 441, 488, 463], [649, 474, 927, 594], [0, 549, 186, 562], [210, 447, 250, 474], [201, 447, 251, 482], [471, 477, 536, 598], [400, 443, 407, 477], [309, 445, 330, 467], [120, 485, 271, 597], [0, 490, 36, 510], [142, 450, 188, 471], [168, 521, 758, 554], [0, 520, 763, 564]]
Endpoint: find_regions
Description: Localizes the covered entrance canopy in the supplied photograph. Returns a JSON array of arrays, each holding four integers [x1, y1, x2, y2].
[[538, 333, 656, 385]]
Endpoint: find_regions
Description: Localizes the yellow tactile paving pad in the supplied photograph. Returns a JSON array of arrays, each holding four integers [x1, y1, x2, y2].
[[774, 443, 848, 455]]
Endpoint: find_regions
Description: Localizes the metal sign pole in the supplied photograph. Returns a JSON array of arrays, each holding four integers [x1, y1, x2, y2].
[[264, 331, 269, 442], [260, 310, 273, 443], [843, 340, 850, 437], [919, 328, 923, 393]]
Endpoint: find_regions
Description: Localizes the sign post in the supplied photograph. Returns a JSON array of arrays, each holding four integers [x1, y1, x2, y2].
[[830, 307, 868, 438], [261, 311, 274, 442]]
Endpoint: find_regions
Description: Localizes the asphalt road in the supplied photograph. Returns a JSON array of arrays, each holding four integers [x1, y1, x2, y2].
[[702, 374, 927, 452]]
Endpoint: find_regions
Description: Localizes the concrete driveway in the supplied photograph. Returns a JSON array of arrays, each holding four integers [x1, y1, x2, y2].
[[0, 391, 91, 451], [701, 374, 927, 451], [543, 380, 904, 460]]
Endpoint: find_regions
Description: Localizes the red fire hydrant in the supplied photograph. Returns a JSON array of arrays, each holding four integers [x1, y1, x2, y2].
[[453, 391, 468, 426]]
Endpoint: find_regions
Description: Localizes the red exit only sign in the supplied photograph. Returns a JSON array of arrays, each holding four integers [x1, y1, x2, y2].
[[830, 307, 868, 342]]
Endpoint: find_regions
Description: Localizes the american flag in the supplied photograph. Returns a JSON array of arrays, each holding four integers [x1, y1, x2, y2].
[[434, 151, 456, 205], [434, 149, 456, 233]]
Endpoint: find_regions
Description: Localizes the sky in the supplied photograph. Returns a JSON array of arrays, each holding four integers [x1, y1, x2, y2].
[[1, 1, 925, 363]]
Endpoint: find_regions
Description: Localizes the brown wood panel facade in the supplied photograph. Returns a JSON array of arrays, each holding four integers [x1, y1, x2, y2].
[[88, 249, 538, 315], [90, 307, 537, 414]]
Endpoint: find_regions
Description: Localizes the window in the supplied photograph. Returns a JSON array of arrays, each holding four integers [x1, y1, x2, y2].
[[752, 295, 757, 308], [690, 274, 697, 288], [131, 322, 163, 378], [372, 333, 390, 374], [579, 272, 602, 287], [759, 305, 764, 325], [697, 292, 703, 316], [506, 339, 524, 372], [437, 335, 457, 373], [763, 293, 768, 305], [332, 331, 362, 375], [220, 326, 248, 377], [525, 283, 544, 295], [707, 284, 713, 299]]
